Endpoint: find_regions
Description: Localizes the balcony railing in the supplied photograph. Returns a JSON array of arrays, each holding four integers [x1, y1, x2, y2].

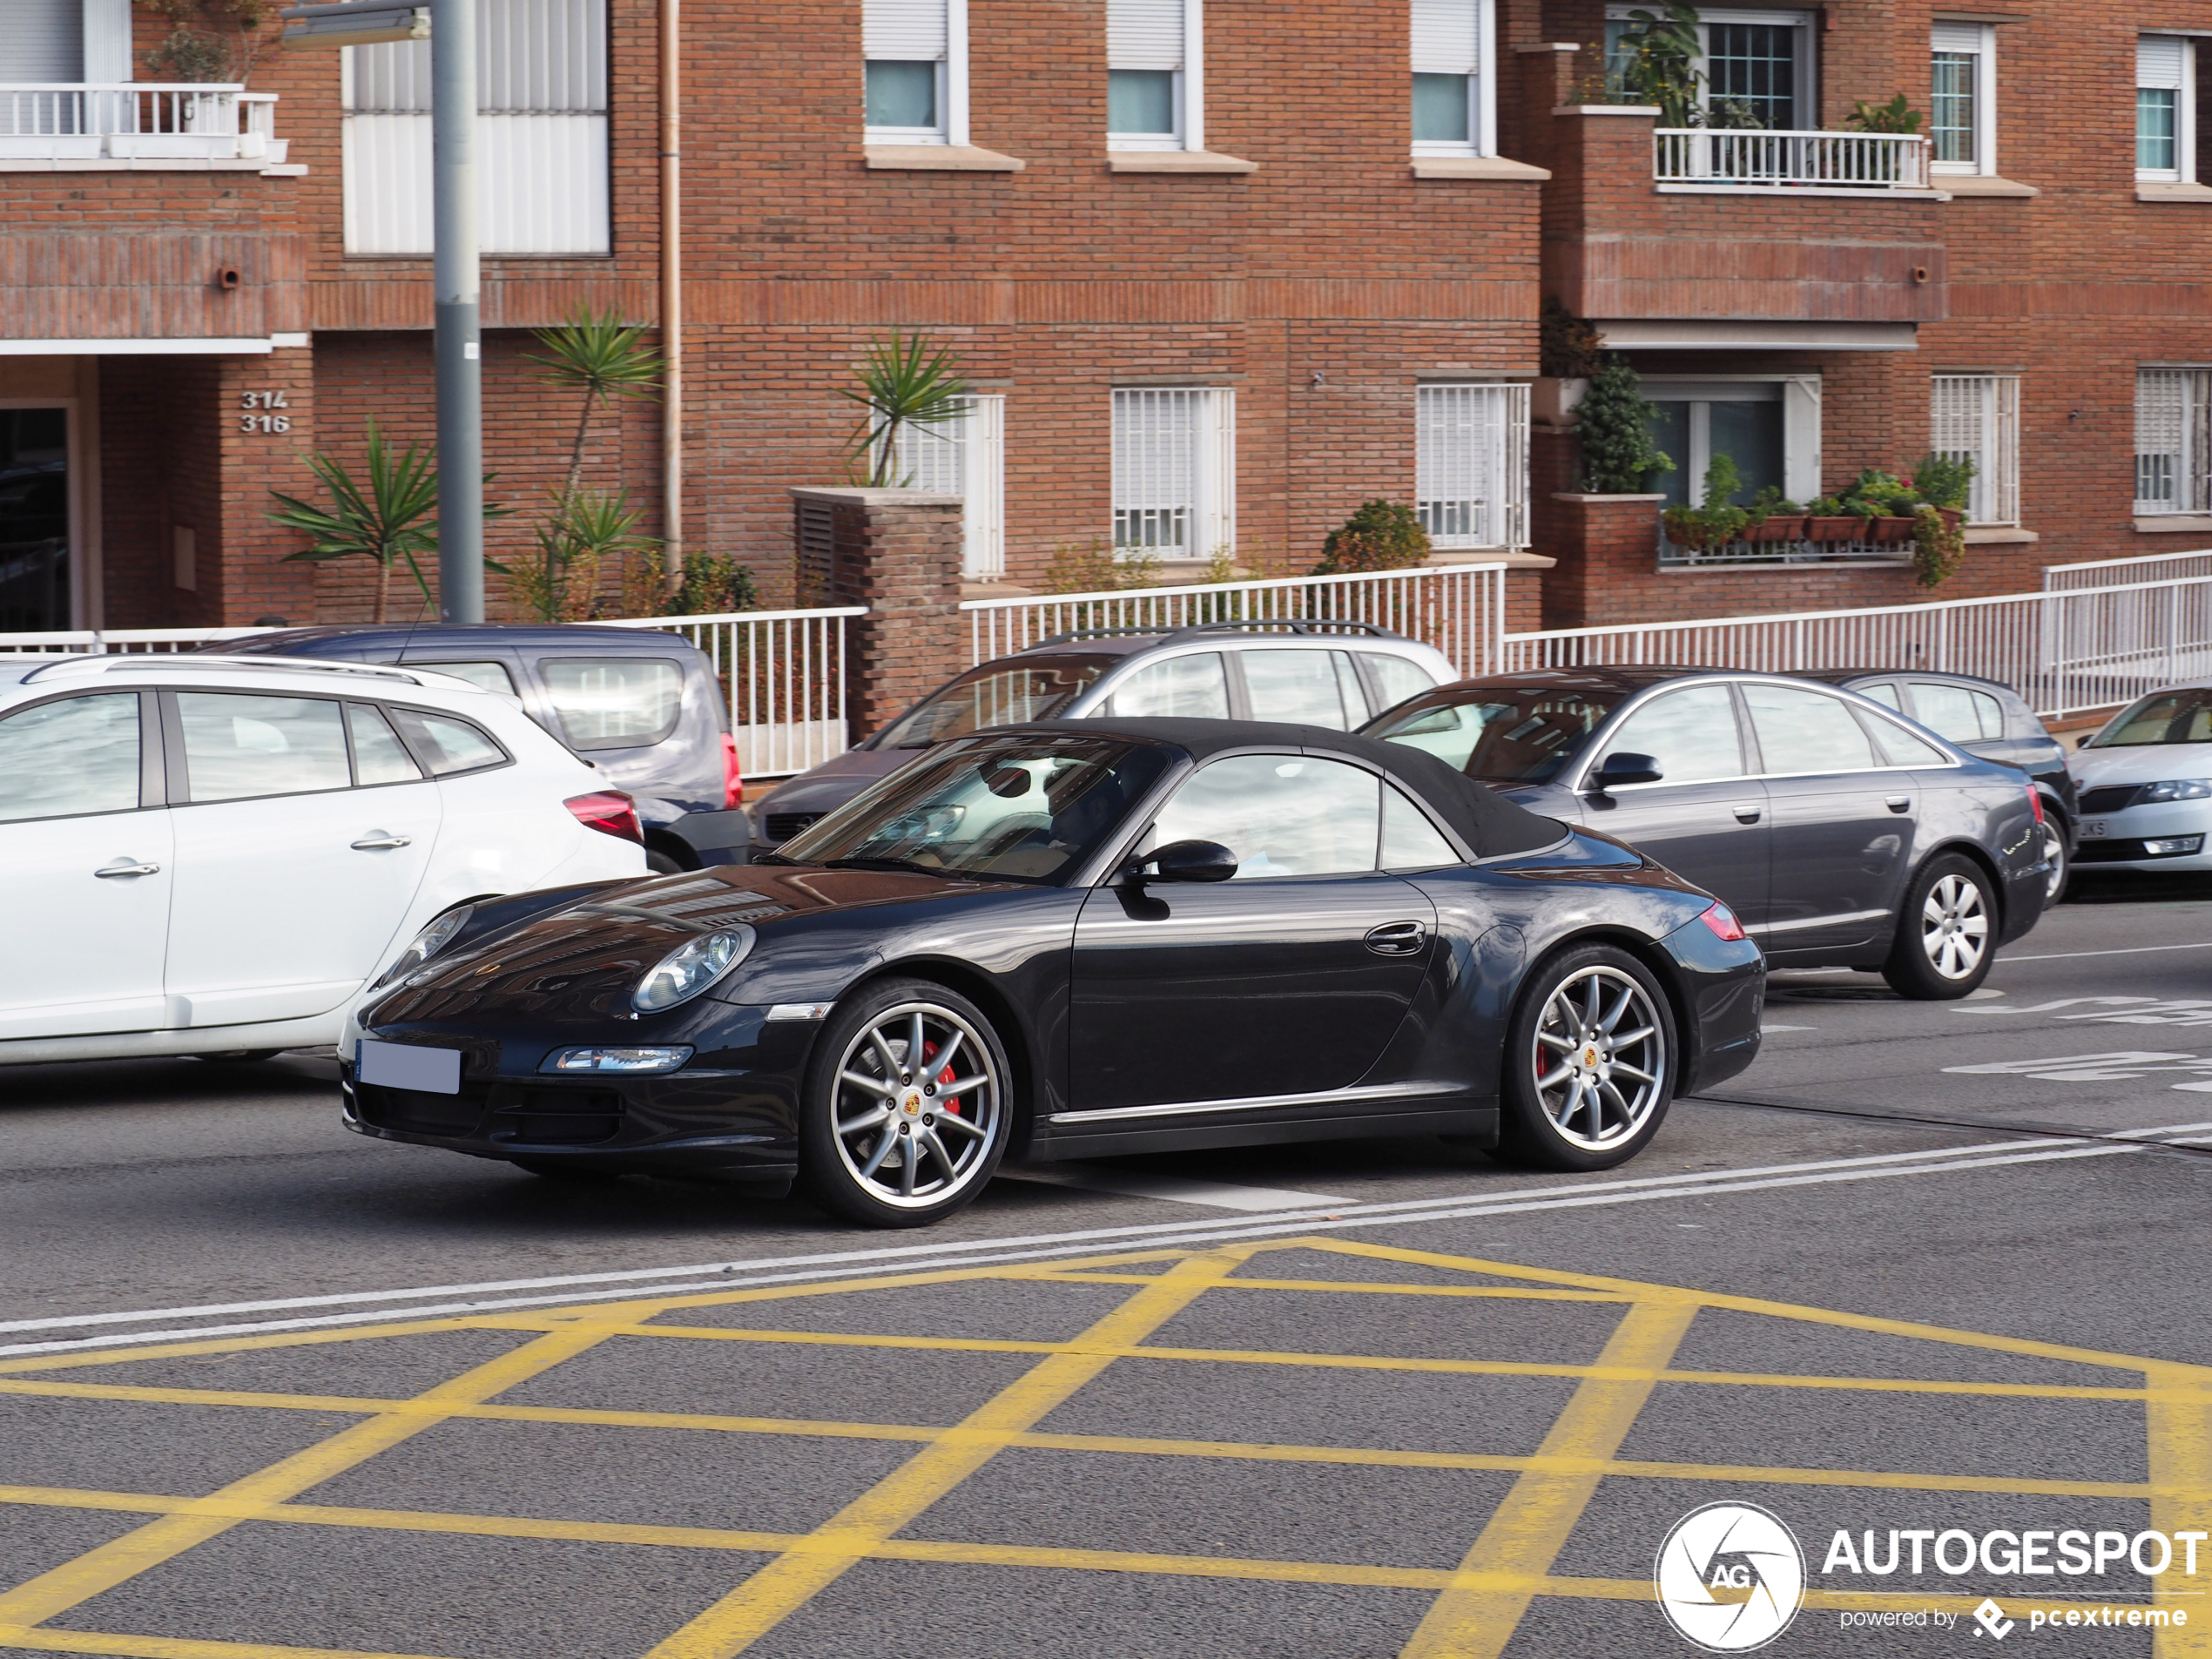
[[0, 84, 285, 164], [1654, 128, 1930, 191]]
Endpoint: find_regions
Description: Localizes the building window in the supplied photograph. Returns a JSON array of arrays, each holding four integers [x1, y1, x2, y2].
[[1607, 6, 1811, 129], [1111, 388, 1234, 560], [1929, 374, 2020, 526], [2135, 369, 2212, 515], [1410, 0, 1494, 157], [1929, 23, 1994, 174], [2137, 36, 2194, 182], [1416, 383, 1528, 549], [343, 0, 609, 256], [865, 0, 968, 145], [1109, 0, 1201, 151], [885, 395, 1005, 580], [1642, 377, 1822, 512]]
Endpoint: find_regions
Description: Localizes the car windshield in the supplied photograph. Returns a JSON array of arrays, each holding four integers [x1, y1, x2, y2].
[[871, 656, 1119, 749], [2088, 688, 2212, 747], [1363, 684, 1622, 785], [779, 733, 1171, 884]]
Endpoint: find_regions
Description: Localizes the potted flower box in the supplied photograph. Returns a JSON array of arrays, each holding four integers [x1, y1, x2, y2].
[[1746, 514, 1807, 543], [1805, 516, 1859, 543], [1871, 516, 1917, 544]]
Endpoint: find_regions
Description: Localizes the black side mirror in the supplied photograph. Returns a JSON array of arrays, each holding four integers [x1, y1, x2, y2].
[[981, 765, 1031, 799], [1589, 752, 1663, 792], [1128, 839, 1238, 883]]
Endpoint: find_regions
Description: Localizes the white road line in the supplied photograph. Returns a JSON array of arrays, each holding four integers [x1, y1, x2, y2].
[[2002, 941, 2212, 963], [2, 1123, 2203, 1360], [1761, 1024, 1818, 1032], [1001, 1170, 1350, 1211]]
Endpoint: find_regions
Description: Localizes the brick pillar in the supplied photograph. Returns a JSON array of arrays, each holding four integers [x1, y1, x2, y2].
[[790, 487, 964, 740], [1535, 492, 1666, 629]]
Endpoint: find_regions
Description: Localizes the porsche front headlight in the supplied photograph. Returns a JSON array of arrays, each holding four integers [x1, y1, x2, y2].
[[633, 927, 755, 1013], [374, 905, 475, 988]]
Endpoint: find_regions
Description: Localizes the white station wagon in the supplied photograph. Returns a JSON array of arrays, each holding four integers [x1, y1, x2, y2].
[[0, 654, 647, 1067]]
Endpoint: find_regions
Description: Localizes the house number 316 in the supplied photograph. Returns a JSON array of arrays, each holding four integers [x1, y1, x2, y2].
[[239, 389, 291, 433]]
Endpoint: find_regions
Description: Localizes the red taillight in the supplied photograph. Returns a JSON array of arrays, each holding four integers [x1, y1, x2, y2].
[[1698, 901, 1747, 942], [566, 791, 643, 845], [721, 731, 743, 812], [2026, 784, 2045, 824]]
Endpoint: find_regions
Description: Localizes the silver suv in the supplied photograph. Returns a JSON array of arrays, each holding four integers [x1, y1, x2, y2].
[[750, 620, 1457, 852]]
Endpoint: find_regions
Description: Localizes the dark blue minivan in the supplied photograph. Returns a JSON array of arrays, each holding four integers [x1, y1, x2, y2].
[[216, 624, 749, 872]]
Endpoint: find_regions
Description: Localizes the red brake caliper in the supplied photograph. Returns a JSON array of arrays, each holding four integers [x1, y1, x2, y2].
[[921, 1040, 961, 1114]]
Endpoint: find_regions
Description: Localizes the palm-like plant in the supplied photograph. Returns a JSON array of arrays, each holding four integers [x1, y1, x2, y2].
[[509, 487, 660, 622], [267, 421, 440, 624], [840, 331, 974, 487], [523, 307, 664, 611]]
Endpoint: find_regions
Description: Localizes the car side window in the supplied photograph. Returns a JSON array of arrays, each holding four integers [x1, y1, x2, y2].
[[1598, 685, 1745, 784], [1103, 653, 1230, 718], [347, 703, 423, 786], [540, 657, 685, 750], [0, 693, 142, 822], [1381, 784, 1460, 868], [1150, 753, 1381, 879], [177, 693, 351, 803], [1864, 711, 1950, 768], [388, 708, 509, 776], [416, 660, 516, 696], [1909, 682, 2004, 743], [1360, 653, 1437, 714], [1854, 680, 1902, 711], [1239, 649, 1359, 730], [1741, 683, 1877, 775]]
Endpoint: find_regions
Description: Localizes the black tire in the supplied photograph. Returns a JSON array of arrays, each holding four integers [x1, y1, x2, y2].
[[510, 1159, 624, 1183], [1494, 943, 1676, 1173], [645, 847, 686, 876], [798, 978, 1013, 1227], [2040, 816, 2069, 907], [1882, 853, 1999, 1000]]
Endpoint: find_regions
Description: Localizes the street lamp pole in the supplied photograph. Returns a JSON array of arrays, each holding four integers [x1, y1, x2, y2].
[[430, 0, 482, 624]]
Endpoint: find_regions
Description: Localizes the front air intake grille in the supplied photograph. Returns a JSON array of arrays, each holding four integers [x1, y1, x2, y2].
[[355, 1082, 488, 1137], [487, 1085, 624, 1146], [2078, 786, 2144, 815], [764, 812, 823, 844]]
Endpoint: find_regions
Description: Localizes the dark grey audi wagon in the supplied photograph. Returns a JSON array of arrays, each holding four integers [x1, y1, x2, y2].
[[1362, 667, 2048, 998]]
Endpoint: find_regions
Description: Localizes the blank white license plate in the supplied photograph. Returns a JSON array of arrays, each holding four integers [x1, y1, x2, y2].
[[357, 1038, 462, 1095], [2078, 819, 2108, 840]]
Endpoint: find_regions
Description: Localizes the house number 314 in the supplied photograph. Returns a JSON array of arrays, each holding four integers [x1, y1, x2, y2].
[[239, 389, 291, 433]]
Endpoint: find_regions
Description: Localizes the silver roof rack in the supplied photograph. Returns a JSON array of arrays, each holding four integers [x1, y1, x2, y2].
[[21, 654, 466, 687]]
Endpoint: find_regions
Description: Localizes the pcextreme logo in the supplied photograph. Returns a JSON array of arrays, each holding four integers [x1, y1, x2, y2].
[[1656, 1501, 1808, 1651]]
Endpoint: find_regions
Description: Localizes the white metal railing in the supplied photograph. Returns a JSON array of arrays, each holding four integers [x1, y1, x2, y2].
[[960, 565, 1509, 678], [1659, 529, 1912, 567], [0, 627, 268, 654], [1501, 576, 2212, 718], [2045, 549, 2212, 591], [600, 607, 866, 777], [0, 84, 286, 163], [1653, 128, 1931, 191]]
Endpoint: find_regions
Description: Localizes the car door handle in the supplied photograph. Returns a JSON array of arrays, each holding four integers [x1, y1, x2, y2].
[[1731, 803, 1762, 824], [1885, 796, 1912, 813], [350, 832, 413, 850], [93, 860, 161, 878], [1365, 921, 1427, 956]]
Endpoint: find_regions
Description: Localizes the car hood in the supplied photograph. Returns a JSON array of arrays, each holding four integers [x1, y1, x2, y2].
[[752, 747, 917, 819], [362, 863, 1025, 1028], [2067, 745, 2212, 788]]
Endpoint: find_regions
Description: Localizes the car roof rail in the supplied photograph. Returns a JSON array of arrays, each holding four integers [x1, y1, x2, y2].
[[20, 653, 467, 687], [1027, 617, 1402, 650]]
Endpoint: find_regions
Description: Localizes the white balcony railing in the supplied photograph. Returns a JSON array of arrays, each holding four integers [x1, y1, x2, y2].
[[1654, 128, 1929, 191], [0, 84, 285, 164]]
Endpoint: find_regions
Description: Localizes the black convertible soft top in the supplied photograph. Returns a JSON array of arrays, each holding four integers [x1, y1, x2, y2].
[[1019, 717, 1566, 859]]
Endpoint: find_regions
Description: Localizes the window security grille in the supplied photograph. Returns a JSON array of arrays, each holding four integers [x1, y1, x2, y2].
[[1416, 383, 1529, 549], [886, 395, 1006, 580], [1929, 375, 2019, 526], [2136, 370, 2212, 515], [1704, 20, 1797, 129], [1410, 0, 1484, 153], [2138, 35, 2190, 180], [1111, 388, 1233, 559], [343, 0, 609, 254]]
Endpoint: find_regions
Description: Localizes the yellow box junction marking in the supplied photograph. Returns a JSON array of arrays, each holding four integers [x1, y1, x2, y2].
[[0, 1234, 2202, 1659]]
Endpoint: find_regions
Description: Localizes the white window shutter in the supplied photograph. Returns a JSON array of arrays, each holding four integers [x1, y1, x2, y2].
[[2140, 35, 2187, 90], [963, 395, 1006, 580], [1415, 384, 1528, 549], [1410, 0, 1478, 76], [866, 0, 947, 61], [2, 0, 82, 80], [1109, 0, 1184, 71], [1781, 377, 1823, 507], [1929, 22, 1982, 56], [83, 0, 133, 82]]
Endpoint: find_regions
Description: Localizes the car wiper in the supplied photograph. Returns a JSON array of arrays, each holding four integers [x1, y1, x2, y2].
[[822, 854, 941, 875]]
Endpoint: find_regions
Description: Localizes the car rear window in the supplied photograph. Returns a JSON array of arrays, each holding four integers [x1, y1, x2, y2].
[[1366, 684, 1622, 785], [1910, 682, 2004, 743], [540, 658, 685, 751], [388, 707, 509, 776], [1359, 652, 1438, 713], [415, 660, 516, 695], [873, 656, 1117, 749]]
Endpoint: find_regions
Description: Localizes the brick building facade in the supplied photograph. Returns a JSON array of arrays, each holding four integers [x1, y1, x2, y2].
[[0, 0, 2205, 633]]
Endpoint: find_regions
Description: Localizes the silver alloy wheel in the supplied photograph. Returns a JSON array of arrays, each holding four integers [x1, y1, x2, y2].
[[828, 1000, 1001, 1211], [1919, 871, 1991, 980], [1529, 966, 1669, 1150], [2042, 819, 2067, 903]]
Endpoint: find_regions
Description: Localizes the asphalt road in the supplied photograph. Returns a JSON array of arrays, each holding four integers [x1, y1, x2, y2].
[[2, 872, 2209, 1658]]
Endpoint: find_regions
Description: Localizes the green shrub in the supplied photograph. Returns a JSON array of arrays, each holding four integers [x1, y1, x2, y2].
[[1912, 503, 1966, 588], [1909, 452, 1976, 511], [1662, 454, 1749, 549], [1577, 358, 1675, 493], [1315, 500, 1432, 575]]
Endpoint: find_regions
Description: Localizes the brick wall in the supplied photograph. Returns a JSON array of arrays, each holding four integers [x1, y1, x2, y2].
[[794, 488, 963, 735]]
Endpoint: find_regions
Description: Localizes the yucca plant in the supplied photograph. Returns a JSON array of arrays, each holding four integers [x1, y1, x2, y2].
[[267, 421, 442, 624], [840, 331, 974, 487], [523, 308, 665, 610], [508, 487, 660, 623]]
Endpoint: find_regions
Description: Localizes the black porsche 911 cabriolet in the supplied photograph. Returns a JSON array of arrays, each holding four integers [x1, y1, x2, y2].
[[341, 718, 1764, 1226]]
